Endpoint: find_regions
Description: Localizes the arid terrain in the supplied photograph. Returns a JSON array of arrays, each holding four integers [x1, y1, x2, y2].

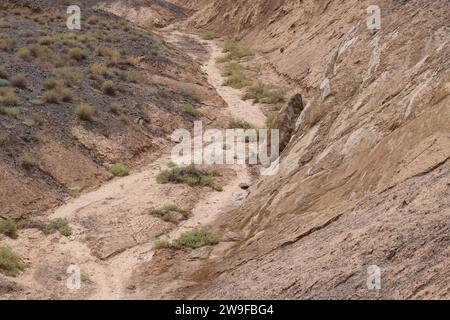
[[0, 0, 449, 300]]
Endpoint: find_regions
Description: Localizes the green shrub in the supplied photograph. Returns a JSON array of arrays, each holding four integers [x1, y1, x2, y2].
[[0, 219, 18, 239], [155, 229, 219, 250], [180, 103, 199, 117], [156, 165, 221, 190], [75, 103, 95, 121], [0, 246, 25, 277], [0, 79, 8, 87], [43, 218, 72, 237], [110, 162, 129, 177], [242, 82, 287, 104], [217, 42, 254, 62], [1, 107, 20, 118]]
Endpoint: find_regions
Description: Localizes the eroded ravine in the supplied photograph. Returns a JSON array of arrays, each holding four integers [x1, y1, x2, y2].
[[4, 30, 265, 300]]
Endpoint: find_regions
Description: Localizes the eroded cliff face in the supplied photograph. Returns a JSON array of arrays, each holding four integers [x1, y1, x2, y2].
[[184, 0, 450, 299]]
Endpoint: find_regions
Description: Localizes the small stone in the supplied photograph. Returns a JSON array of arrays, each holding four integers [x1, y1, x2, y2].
[[239, 183, 250, 190]]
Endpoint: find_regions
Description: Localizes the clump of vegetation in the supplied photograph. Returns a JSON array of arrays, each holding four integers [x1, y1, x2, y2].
[[68, 47, 85, 61], [43, 218, 72, 237], [10, 74, 27, 88], [43, 85, 74, 103], [0, 219, 18, 239], [109, 162, 129, 177], [87, 15, 100, 25], [19, 153, 36, 169], [0, 36, 16, 52], [242, 81, 287, 104], [95, 46, 120, 60], [1, 107, 20, 118], [0, 246, 25, 277], [156, 164, 222, 190], [222, 63, 252, 89], [55, 67, 82, 86], [0, 66, 8, 79], [147, 204, 191, 224], [0, 79, 8, 87], [180, 103, 199, 117], [200, 31, 217, 40], [89, 63, 113, 77], [38, 36, 55, 46], [228, 118, 253, 130], [75, 103, 95, 121], [154, 229, 219, 250], [0, 131, 9, 145], [0, 89, 18, 106], [101, 80, 115, 95], [217, 42, 254, 62]]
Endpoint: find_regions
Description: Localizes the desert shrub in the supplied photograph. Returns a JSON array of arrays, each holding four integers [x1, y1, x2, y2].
[[0, 21, 10, 29], [0, 79, 9, 87], [110, 103, 123, 115], [217, 42, 254, 62], [38, 36, 54, 46], [223, 71, 252, 89], [43, 218, 72, 237], [10, 74, 27, 88], [29, 98, 44, 105], [0, 246, 25, 277], [0, 36, 16, 52], [180, 103, 199, 117], [0, 89, 18, 106], [75, 103, 95, 121], [242, 81, 287, 104], [0, 132, 9, 145], [148, 204, 191, 224], [55, 67, 82, 86], [0, 66, 8, 79], [68, 47, 85, 61], [95, 46, 120, 60], [101, 80, 115, 95], [0, 219, 18, 239], [227, 118, 253, 129], [87, 15, 100, 25], [89, 63, 113, 78], [43, 89, 60, 103], [45, 78, 65, 90], [155, 229, 219, 250], [200, 31, 217, 40], [119, 70, 142, 83], [28, 44, 52, 59], [1, 107, 20, 118], [19, 153, 36, 169], [109, 162, 129, 177], [156, 165, 221, 190], [60, 87, 74, 102], [17, 47, 31, 61], [24, 117, 36, 127]]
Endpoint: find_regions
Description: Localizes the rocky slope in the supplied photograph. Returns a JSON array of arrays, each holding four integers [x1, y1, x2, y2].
[[179, 0, 450, 299]]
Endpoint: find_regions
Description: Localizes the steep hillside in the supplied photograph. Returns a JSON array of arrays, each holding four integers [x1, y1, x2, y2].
[[0, 0, 221, 221], [178, 0, 450, 299]]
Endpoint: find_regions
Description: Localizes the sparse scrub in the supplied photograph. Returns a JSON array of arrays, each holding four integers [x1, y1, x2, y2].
[[43, 218, 72, 237], [89, 63, 113, 77], [156, 164, 221, 190], [75, 103, 95, 121], [110, 162, 129, 177], [87, 15, 100, 25], [222, 63, 252, 89], [95, 46, 120, 60], [43, 89, 60, 103], [1, 107, 20, 118], [0, 79, 8, 87], [180, 103, 199, 117], [39, 36, 55, 46], [154, 229, 219, 250], [55, 67, 82, 86], [0, 246, 25, 277], [0, 219, 18, 239]]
